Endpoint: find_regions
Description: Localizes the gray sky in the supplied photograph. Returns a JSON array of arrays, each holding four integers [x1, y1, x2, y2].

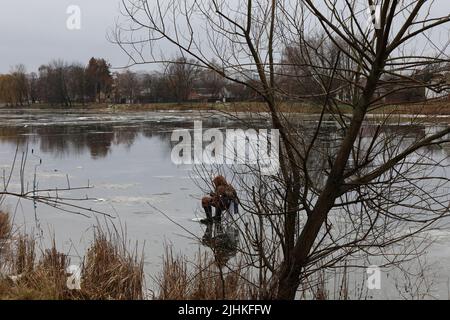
[[0, 0, 126, 73], [0, 0, 448, 73]]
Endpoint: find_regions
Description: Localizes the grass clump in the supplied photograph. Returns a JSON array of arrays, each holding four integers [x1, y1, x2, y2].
[[156, 246, 254, 300], [80, 228, 144, 300], [0, 211, 11, 240], [0, 212, 144, 300]]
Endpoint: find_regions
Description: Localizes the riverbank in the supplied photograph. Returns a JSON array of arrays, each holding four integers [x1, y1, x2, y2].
[[2, 100, 449, 116], [0, 211, 144, 300], [0, 210, 253, 300]]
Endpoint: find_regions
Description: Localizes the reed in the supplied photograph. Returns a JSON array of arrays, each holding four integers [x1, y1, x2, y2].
[[0, 213, 144, 300], [156, 246, 254, 300]]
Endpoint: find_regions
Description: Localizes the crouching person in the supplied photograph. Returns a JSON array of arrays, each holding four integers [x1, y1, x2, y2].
[[201, 175, 239, 224]]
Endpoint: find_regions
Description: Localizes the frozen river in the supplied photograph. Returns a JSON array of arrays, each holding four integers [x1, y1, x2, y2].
[[0, 107, 449, 299]]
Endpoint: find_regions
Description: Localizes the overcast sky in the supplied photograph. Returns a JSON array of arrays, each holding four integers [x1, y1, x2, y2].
[[0, 0, 448, 73], [0, 0, 126, 73]]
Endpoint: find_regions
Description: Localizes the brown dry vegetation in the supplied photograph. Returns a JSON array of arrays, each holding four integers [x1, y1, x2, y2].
[[155, 247, 255, 300], [6, 100, 450, 116], [0, 211, 11, 240], [119, 100, 450, 116], [0, 212, 144, 300], [80, 230, 144, 300], [0, 210, 257, 300], [0, 211, 432, 300], [154, 247, 363, 300]]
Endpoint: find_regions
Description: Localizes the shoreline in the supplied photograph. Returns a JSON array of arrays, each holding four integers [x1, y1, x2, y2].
[[1, 100, 449, 115], [0, 102, 449, 125]]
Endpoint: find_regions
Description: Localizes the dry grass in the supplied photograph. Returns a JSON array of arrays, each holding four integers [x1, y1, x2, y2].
[[0, 212, 144, 300], [15, 100, 450, 118], [13, 235, 36, 275], [0, 210, 431, 300], [108, 100, 450, 116], [156, 246, 255, 300], [155, 246, 370, 300], [0, 211, 11, 240], [110, 101, 324, 114], [79, 228, 144, 300], [0, 233, 69, 300]]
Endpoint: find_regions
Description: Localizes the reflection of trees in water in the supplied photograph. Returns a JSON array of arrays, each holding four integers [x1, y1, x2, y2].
[[113, 126, 139, 148], [0, 115, 270, 159], [300, 122, 438, 188], [0, 124, 143, 159], [0, 121, 445, 162], [141, 127, 175, 156], [0, 127, 30, 147], [0, 121, 220, 160], [32, 125, 117, 159]]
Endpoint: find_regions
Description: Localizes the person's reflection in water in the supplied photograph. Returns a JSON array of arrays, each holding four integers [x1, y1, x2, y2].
[[200, 175, 240, 266], [201, 219, 239, 267]]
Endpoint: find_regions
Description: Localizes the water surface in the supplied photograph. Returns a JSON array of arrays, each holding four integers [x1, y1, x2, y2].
[[0, 108, 449, 298]]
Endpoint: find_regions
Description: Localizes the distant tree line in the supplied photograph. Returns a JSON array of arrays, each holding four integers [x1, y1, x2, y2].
[[0, 56, 256, 107], [111, 57, 256, 104], [0, 58, 113, 107], [1, 49, 448, 107]]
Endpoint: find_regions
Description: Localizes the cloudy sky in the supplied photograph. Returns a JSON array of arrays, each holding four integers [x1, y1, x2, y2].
[[0, 0, 448, 73], [0, 0, 126, 73]]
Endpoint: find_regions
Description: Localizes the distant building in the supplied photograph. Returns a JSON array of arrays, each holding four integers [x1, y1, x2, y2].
[[377, 74, 426, 104]]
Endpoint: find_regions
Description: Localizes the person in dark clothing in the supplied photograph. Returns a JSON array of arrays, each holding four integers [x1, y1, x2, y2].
[[201, 175, 238, 224], [201, 196, 214, 223]]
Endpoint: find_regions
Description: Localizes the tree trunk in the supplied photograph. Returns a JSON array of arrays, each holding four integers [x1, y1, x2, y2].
[[275, 66, 384, 299]]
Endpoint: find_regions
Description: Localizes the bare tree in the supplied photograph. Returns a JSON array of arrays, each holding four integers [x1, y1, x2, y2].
[[0, 65, 29, 106], [196, 61, 227, 99], [28, 72, 39, 104], [113, 70, 140, 103], [10, 65, 29, 106], [114, 0, 450, 299], [165, 57, 200, 102], [37, 60, 72, 107], [66, 63, 88, 105], [85, 58, 113, 103]]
